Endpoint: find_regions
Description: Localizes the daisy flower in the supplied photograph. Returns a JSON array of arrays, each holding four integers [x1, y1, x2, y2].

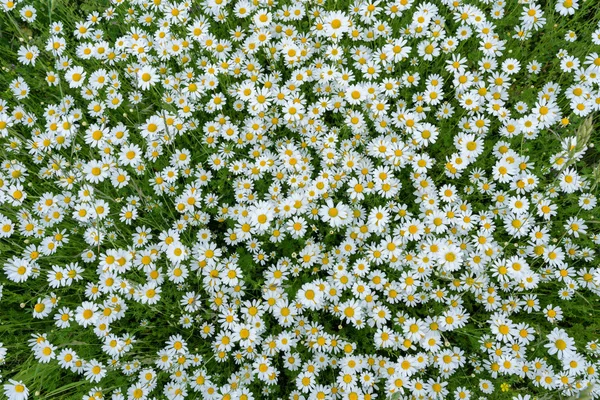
[[17, 45, 39, 66], [543, 304, 564, 323], [3, 380, 29, 400], [319, 199, 351, 228], [75, 301, 99, 328], [65, 66, 87, 88], [84, 359, 107, 383], [137, 65, 159, 90], [322, 11, 351, 40]]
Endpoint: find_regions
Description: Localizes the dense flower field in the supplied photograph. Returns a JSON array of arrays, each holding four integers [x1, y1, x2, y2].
[[1, 0, 600, 398]]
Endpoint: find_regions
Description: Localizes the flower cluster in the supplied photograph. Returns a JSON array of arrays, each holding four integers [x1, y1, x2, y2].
[[1, 0, 600, 399]]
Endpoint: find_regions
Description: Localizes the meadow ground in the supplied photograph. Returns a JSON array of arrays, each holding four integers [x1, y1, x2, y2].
[[1, 0, 600, 399]]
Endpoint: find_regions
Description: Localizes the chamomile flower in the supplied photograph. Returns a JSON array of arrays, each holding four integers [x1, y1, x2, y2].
[[545, 328, 575, 358], [17, 45, 39, 66], [84, 359, 107, 383], [136, 66, 159, 90], [65, 66, 87, 88], [543, 304, 564, 323], [319, 199, 351, 228], [75, 301, 99, 328], [556, 0, 578, 16], [3, 380, 29, 400]]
